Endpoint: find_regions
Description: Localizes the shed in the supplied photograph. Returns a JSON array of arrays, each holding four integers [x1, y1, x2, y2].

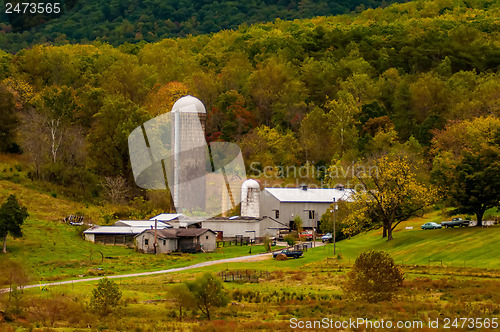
[[135, 229, 178, 254], [134, 228, 217, 253], [176, 228, 217, 252], [83, 226, 148, 245]]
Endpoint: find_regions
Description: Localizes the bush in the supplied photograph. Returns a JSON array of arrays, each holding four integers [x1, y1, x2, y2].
[[344, 250, 404, 303], [262, 235, 272, 252], [185, 272, 228, 320], [284, 233, 297, 246], [90, 278, 122, 316]]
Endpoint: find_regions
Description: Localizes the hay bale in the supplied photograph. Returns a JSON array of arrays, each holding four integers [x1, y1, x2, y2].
[[275, 253, 288, 261]]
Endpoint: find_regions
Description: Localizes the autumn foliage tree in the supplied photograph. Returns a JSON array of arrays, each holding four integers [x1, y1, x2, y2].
[[344, 155, 436, 240]]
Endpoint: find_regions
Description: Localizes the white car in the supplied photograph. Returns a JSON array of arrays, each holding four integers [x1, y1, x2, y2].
[[321, 233, 333, 243]]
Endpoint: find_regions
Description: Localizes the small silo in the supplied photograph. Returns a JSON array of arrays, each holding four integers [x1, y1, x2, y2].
[[241, 179, 260, 218]]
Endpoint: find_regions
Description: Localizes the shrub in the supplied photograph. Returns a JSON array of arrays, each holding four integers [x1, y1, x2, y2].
[[185, 272, 228, 320], [262, 235, 272, 252], [168, 283, 195, 321], [284, 233, 297, 246], [90, 278, 122, 316], [344, 250, 404, 303]]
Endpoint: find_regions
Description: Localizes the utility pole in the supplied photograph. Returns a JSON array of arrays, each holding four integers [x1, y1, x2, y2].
[[154, 219, 158, 254], [331, 198, 338, 255]]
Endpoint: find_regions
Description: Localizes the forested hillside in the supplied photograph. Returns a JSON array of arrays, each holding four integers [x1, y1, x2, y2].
[[0, 0, 499, 210], [0, 0, 406, 53]]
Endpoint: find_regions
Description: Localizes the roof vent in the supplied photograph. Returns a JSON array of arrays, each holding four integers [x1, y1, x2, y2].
[[299, 184, 308, 191], [335, 184, 345, 191]]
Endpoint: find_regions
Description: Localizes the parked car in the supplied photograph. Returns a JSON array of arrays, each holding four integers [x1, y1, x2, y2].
[[421, 222, 442, 230], [441, 217, 469, 228], [299, 231, 313, 241], [321, 233, 333, 243], [272, 249, 303, 259]]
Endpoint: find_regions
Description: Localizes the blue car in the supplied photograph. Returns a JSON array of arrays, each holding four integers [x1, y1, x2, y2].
[[321, 233, 333, 242], [421, 222, 442, 230]]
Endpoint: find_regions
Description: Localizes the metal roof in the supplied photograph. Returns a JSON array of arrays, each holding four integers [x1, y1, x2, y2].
[[264, 187, 354, 203], [149, 213, 184, 222], [175, 228, 216, 237], [83, 226, 151, 235], [114, 220, 171, 228], [135, 228, 215, 239]]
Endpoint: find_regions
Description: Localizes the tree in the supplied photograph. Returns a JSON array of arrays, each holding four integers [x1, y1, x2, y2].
[[0, 195, 29, 253], [168, 283, 195, 321], [344, 155, 436, 241], [89, 278, 122, 316], [144, 81, 189, 116], [345, 250, 404, 303], [293, 215, 303, 234], [185, 272, 228, 320], [319, 200, 351, 241], [240, 125, 301, 170], [32, 86, 78, 163], [449, 147, 500, 225], [299, 107, 334, 163], [247, 56, 306, 127], [325, 91, 361, 158], [0, 84, 18, 152], [431, 117, 500, 226], [101, 176, 130, 205], [87, 95, 150, 178]]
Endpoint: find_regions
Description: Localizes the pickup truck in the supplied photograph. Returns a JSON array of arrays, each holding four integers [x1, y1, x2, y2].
[[299, 231, 313, 241], [272, 249, 303, 259], [441, 217, 469, 228]]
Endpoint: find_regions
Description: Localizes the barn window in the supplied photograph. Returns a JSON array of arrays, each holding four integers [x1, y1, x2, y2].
[[145, 239, 149, 246], [308, 210, 315, 219], [206, 236, 209, 239], [163, 240, 166, 245], [274, 210, 280, 218]]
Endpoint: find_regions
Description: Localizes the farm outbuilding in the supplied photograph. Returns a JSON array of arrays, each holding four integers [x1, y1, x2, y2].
[[83, 226, 147, 246], [134, 228, 217, 253], [201, 216, 285, 242], [83, 220, 171, 246], [260, 185, 355, 229]]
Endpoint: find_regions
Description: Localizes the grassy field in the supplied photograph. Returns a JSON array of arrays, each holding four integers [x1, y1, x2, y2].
[[1, 155, 499, 330], [0, 171, 282, 282], [1, 165, 499, 281], [4, 250, 498, 331]]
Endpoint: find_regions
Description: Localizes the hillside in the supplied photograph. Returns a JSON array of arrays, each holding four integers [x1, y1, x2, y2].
[[222, 213, 500, 270], [1, 164, 498, 285], [0, 0, 498, 209], [0, 0, 405, 53], [337, 212, 500, 268]]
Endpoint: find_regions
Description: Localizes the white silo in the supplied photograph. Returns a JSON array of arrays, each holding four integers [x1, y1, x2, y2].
[[241, 179, 260, 218], [171, 95, 207, 212]]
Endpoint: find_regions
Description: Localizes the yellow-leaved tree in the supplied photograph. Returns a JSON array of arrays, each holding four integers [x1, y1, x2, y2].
[[344, 155, 436, 241]]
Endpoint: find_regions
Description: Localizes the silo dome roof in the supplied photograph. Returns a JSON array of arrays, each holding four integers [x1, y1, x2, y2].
[[171, 95, 206, 113], [242, 179, 260, 189]]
